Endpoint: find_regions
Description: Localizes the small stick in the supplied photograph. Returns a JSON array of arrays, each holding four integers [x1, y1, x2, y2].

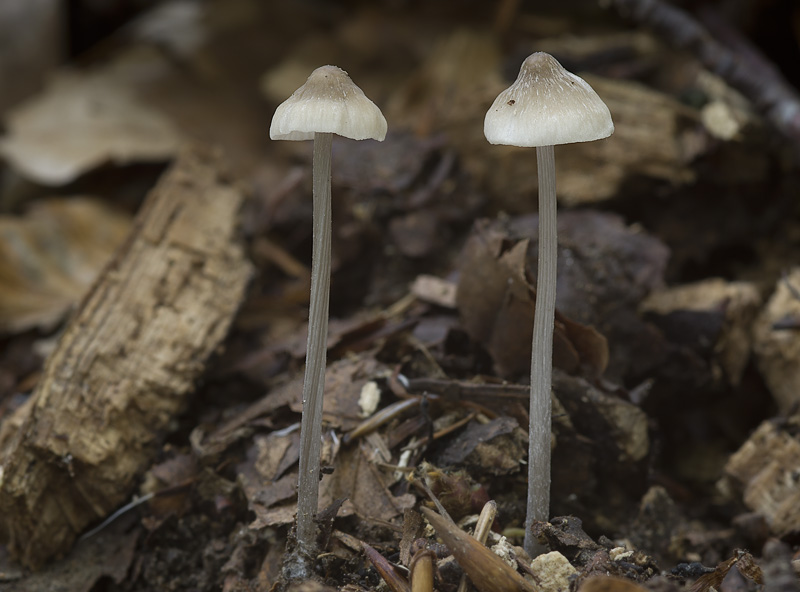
[[608, 0, 800, 160], [409, 545, 436, 592], [457, 500, 498, 592], [364, 543, 411, 592]]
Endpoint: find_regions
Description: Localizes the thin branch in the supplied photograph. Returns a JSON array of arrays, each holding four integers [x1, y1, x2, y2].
[[608, 0, 800, 160]]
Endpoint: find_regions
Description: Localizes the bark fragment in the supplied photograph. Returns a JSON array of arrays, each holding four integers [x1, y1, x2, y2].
[[0, 145, 253, 568], [754, 269, 800, 414], [719, 418, 800, 537]]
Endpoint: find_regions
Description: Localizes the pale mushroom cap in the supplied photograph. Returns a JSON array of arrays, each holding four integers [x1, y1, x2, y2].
[[484, 52, 613, 147], [270, 65, 387, 142]]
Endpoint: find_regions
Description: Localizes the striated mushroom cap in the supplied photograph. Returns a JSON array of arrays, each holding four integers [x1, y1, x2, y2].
[[270, 65, 387, 142], [484, 52, 613, 147]]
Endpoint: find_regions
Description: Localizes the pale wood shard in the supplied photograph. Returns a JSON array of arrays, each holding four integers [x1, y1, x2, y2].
[[640, 278, 762, 387], [720, 418, 800, 536], [0, 144, 253, 568], [754, 268, 800, 414]]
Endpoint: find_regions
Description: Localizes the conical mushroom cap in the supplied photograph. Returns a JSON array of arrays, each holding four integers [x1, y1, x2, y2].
[[484, 52, 613, 147], [270, 65, 387, 142]]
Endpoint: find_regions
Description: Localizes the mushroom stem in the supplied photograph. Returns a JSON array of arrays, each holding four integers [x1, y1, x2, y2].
[[524, 144, 556, 557], [296, 131, 333, 555]]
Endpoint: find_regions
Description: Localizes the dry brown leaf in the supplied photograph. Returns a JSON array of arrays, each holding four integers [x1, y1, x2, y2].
[[690, 551, 762, 592], [322, 443, 416, 522], [457, 218, 609, 379], [0, 197, 131, 333], [289, 355, 391, 432], [0, 52, 181, 185]]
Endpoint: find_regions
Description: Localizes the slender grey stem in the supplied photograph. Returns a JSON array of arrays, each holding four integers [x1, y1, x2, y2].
[[524, 144, 556, 557], [296, 131, 333, 556]]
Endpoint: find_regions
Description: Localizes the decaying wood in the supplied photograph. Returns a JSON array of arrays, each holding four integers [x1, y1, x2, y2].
[[609, 0, 800, 160], [754, 269, 800, 414], [0, 145, 253, 568], [720, 418, 800, 537], [640, 278, 761, 387]]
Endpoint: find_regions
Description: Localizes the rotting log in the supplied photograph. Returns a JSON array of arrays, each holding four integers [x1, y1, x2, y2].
[[0, 144, 253, 568]]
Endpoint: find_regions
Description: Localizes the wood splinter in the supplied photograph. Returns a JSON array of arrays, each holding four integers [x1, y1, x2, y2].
[[0, 144, 253, 569]]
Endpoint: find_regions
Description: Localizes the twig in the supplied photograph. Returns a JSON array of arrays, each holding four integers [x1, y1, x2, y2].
[[608, 0, 800, 160]]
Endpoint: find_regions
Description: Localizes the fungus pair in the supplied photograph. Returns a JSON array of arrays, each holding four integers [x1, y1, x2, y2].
[[270, 54, 613, 560]]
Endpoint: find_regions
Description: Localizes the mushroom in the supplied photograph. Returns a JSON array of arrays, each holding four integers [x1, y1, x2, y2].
[[483, 52, 613, 556], [270, 65, 387, 558]]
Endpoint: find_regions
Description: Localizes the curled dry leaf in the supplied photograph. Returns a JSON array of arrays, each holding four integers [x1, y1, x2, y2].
[[0, 198, 131, 333], [420, 506, 537, 592], [0, 52, 181, 185], [457, 218, 609, 379], [288, 354, 391, 432], [689, 551, 762, 592]]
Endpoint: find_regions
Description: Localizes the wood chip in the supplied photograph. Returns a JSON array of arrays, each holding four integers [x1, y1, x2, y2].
[[0, 145, 253, 568], [421, 506, 537, 592], [754, 268, 800, 413], [720, 418, 800, 536]]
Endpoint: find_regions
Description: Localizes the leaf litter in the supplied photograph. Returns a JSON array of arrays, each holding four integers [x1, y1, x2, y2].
[[0, 0, 800, 591]]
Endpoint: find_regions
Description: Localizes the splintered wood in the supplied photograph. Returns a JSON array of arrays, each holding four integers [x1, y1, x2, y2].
[[0, 145, 253, 568], [720, 418, 800, 536]]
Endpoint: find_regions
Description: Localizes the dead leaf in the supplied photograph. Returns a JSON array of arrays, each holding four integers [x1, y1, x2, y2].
[[457, 218, 609, 379], [419, 463, 490, 522], [289, 355, 391, 431], [0, 198, 131, 333], [0, 52, 181, 185], [322, 442, 416, 523], [690, 551, 762, 592]]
